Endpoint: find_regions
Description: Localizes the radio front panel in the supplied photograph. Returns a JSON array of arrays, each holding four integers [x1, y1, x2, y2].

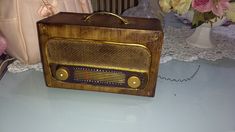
[[37, 12, 163, 97]]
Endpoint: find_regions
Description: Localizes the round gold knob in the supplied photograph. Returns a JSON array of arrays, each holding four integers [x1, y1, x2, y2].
[[127, 76, 141, 89], [55, 67, 69, 81]]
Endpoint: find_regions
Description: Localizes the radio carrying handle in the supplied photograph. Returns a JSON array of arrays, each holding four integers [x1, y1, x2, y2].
[[84, 12, 129, 25]]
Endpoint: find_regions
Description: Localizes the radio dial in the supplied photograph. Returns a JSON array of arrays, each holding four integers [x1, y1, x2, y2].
[[56, 67, 69, 81], [128, 76, 141, 89]]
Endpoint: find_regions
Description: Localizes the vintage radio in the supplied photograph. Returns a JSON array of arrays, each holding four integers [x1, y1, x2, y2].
[[37, 12, 163, 97]]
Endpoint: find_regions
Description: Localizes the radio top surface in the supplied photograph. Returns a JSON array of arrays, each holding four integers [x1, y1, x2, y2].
[[37, 12, 162, 31]]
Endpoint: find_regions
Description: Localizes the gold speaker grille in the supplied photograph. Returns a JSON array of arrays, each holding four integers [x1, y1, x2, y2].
[[46, 38, 151, 72]]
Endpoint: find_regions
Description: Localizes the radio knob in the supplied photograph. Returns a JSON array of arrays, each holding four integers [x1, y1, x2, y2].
[[128, 76, 141, 89], [55, 67, 69, 81]]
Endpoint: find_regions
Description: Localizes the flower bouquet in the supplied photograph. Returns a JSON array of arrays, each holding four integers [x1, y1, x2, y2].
[[159, 0, 231, 28], [159, 0, 233, 48]]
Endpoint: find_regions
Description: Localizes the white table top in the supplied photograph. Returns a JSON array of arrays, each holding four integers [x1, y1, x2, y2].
[[1, 59, 235, 132]]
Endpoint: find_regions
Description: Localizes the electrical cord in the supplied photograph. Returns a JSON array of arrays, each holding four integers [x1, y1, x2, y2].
[[158, 65, 200, 82]]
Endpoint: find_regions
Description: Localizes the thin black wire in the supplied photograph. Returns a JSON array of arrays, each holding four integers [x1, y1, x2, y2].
[[158, 65, 201, 82]]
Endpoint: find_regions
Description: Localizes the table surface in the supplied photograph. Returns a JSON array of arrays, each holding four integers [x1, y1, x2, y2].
[[1, 59, 235, 132]]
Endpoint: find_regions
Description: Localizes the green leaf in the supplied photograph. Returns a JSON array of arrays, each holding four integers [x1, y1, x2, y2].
[[191, 11, 217, 28], [204, 12, 216, 21], [192, 11, 205, 28]]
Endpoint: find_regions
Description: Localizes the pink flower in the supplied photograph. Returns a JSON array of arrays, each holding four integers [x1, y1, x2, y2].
[[192, 0, 213, 13], [211, 0, 230, 16], [192, 0, 230, 17], [0, 33, 7, 56]]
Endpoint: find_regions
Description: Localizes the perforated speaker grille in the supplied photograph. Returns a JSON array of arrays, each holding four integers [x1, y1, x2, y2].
[[46, 38, 151, 72]]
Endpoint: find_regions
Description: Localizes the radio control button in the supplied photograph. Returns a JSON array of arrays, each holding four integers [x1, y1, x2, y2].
[[56, 67, 69, 81], [128, 76, 141, 89]]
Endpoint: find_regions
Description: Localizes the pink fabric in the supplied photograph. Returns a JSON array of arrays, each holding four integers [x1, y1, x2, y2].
[[37, 0, 93, 17], [0, 31, 7, 56], [38, 0, 57, 17], [80, 0, 93, 13], [0, 0, 93, 64]]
